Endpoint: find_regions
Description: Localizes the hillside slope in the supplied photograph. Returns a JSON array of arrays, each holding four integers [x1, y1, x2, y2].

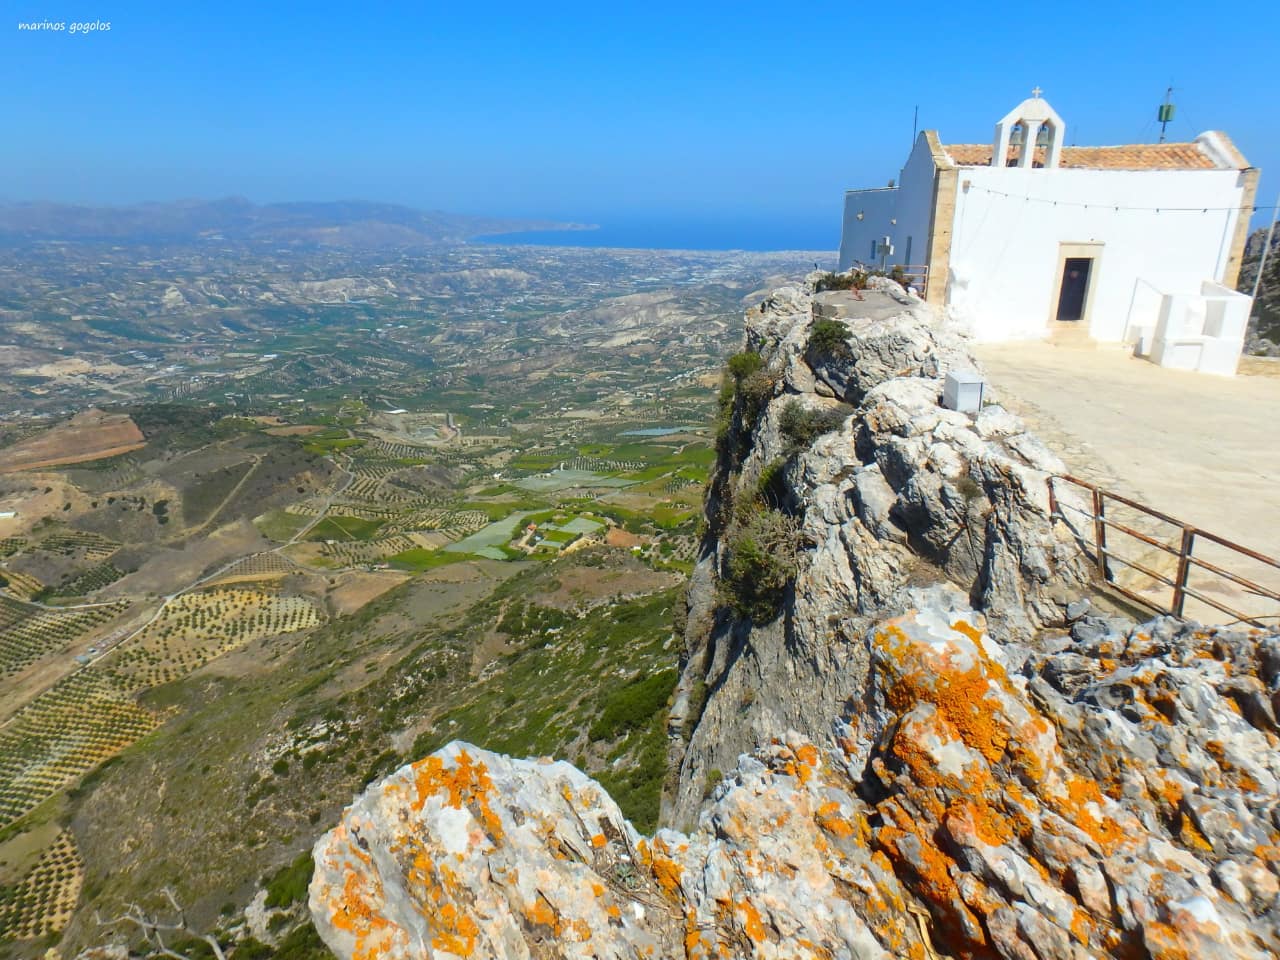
[[0, 198, 580, 247]]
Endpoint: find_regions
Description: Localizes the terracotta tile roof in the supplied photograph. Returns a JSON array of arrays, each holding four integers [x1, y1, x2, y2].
[[942, 142, 1219, 171]]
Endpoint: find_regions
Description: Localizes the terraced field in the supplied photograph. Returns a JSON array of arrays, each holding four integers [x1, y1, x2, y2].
[[0, 571, 42, 601], [320, 535, 419, 565], [564, 455, 645, 473], [36, 532, 119, 562], [46, 562, 126, 598], [103, 588, 324, 691], [0, 831, 84, 942], [367, 440, 431, 459], [0, 670, 161, 827], [0, 586, 325, 829], [205, 551, 299, 585], [0, 597, 131, 681], [387, 507, 488, 538]]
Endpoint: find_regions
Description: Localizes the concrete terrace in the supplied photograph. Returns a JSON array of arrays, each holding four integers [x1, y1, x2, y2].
[[974, 340, 1280, 624]]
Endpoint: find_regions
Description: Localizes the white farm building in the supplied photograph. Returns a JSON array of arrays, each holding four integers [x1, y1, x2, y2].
[[838, 92, 1259, 374]]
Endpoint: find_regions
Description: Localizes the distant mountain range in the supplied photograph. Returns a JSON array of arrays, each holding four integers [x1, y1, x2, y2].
[[0, 197, 588, 247]]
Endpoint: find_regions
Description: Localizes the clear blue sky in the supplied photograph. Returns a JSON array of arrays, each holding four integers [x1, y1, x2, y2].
[[2, 0, 1277, 243]]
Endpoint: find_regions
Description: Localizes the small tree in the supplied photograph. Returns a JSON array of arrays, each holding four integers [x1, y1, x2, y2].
[[726, 351, 764, 382]]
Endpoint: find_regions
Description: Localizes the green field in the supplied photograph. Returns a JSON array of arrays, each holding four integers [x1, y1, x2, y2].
[[304, 515, 384, 542], [443, 512, 530, 554], [254, 509, 311, 541], [386, 548, 471, 572]]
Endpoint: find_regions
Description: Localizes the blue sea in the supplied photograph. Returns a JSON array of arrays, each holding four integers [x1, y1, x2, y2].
[[475, 215, 837, 253]]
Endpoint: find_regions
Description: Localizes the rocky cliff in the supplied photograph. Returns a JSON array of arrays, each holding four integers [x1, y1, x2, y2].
[[664, 277, 1092, 824], [1242, 227, 1279, 354], [310, 277, 1280, 959]]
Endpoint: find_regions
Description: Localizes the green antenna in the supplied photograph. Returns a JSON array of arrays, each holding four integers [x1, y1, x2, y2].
[[1157, 87, 1176, 143]]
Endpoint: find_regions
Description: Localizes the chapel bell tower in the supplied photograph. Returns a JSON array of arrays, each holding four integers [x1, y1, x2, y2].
[[992, 88, 1066, 169]]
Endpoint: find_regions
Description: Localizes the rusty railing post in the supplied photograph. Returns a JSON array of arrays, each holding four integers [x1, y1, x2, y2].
[[1050, 473, 1279, 623], [1092, 488, 1108, 582], [1172, 527, 1194, 617]]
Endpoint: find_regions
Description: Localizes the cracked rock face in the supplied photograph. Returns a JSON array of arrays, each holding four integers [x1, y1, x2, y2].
[[311, 602, 1280, 960], [668, 277, 1092, 824]]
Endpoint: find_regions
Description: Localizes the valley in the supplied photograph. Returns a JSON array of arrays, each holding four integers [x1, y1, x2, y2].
[[0, 242, 827, 957]]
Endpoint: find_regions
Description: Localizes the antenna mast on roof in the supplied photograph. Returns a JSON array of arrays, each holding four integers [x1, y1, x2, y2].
[[912, 105, 919, 149], [1157, 87, 1175, 143]]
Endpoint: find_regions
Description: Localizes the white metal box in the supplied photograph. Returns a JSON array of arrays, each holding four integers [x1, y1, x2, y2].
[[943, 370, 985, 413]]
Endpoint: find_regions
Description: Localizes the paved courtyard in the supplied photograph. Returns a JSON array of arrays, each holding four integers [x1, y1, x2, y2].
[[973, 340, 1280, 624]]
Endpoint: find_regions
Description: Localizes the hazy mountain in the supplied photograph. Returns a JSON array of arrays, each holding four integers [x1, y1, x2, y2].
[[0, 197, 587, 248]]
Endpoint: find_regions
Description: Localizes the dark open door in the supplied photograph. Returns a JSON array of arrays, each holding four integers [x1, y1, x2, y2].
[[1056, 258, 1092, 322]]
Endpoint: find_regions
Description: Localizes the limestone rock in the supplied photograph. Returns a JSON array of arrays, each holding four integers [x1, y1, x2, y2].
[[669, 281, 1092, 824], [312, 604, 1280, 960]]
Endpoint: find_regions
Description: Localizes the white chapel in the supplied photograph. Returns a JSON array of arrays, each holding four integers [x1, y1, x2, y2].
[[837, 91, 1259, 374]]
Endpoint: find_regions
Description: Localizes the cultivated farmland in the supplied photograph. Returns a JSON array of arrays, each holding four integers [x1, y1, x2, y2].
[[104, 588, 323, 691], [0, 598, 130, 681], [0, 831, 84, 942], [0, 670, 160, 827]]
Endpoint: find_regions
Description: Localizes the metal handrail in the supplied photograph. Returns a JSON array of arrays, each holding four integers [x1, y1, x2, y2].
[[891, 263, 930, 297], [1047, 474, 1280, 627]]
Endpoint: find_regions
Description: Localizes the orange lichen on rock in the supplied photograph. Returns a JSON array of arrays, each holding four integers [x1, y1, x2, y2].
[[793, 742, 821, 784], [1142, 920, 1194, 960], [876, 813, 953, 908], [876, 626, 1010, 766], [736, 899, 768, 944], [1179, 814, 1214, 853], [887, 731, 944, 793], [650, 847, 685, 901], [947, 798, 1015, 847], [430, 902, 480, 956], [1070, 908, 1093, 945], [524, 894, 564, 936], [409, 749, 504, 841], [815, 801, 860, 841], [330, 869, 396, 960], [1055, 775, 1125, 849]]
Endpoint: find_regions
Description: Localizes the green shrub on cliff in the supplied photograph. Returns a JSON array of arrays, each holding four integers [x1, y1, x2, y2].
[[264, 852, 313, 909], [716, 351, 776, 463], [778, 401, 851, 454], [720, 506, 799, 623], [807, 318, 852, 359], [726, 350, 764, 381], [814, 270, 872, 293], [589, 670, 678, 742]]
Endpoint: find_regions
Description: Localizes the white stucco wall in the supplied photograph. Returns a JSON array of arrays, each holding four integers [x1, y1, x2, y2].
[[838, 187, 897, 270], [945, 166, 1247, 341], [892, 134, 939, 271], [837, 134, 939, 272]]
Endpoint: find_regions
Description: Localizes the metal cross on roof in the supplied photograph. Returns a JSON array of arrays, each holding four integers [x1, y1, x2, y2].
[[1031, 85, 1043, 98]]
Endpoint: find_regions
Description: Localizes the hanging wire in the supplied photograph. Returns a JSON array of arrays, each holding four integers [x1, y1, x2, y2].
[[962, 184, 1272, 213]]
